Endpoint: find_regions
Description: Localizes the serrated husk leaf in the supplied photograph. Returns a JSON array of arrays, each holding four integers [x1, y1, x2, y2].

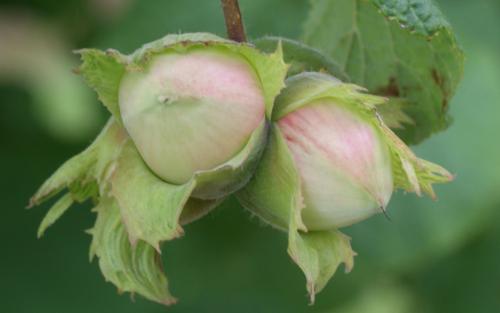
[[37, 193, 73, 238], [30, 118, 127, 236], [77, 49, 128, 121], [89, 197, 175, 305], [238, 125, 354, 301], [30, 118, 127, 206], [111, 140, 197, 249], [30, 141, 97, 207], [288, 227, 355, 304], [377, 119, 453, 197]]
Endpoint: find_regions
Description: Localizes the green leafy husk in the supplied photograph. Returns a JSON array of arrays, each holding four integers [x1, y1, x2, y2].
[[237, 72, 452, 301], [31, 33, 288, 305]]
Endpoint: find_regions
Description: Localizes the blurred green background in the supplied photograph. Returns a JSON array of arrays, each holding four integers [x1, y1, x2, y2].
[[1, 0, 499, 312]]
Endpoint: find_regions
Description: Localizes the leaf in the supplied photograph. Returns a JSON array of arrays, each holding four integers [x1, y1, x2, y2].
[[302, 0, 464, 144], [253, 36, 349, 81], [89, 197, 175, 305], [371, 0, 449, 36], [37, 193, 74, 238], [77, 49, 127, 120], [238, 125, 355, 301], [111, 141, 197, 249]]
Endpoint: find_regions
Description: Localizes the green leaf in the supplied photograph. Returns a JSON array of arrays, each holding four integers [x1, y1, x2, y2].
[[111, 140, 197, 249], [371, 0, 449, 36], [37, 193, 74, 238], [238, 125, 354, 301], [253, 36, 349, 81], [77, 49, 127, 120], [302, 0, 464, 144], [89, 197, 175, 305]]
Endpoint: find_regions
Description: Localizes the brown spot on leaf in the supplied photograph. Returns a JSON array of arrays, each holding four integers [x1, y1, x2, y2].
[[431, 69, 450, 112], [431, 68, 443, 86], [376, 77, 400, 97]]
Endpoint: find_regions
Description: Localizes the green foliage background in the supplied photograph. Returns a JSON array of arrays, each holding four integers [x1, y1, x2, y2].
[[1, 0, 499, 312]]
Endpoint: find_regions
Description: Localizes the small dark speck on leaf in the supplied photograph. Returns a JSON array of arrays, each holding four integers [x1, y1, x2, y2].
[[376, 77, 400, 97], [431, 68, 450, 112]]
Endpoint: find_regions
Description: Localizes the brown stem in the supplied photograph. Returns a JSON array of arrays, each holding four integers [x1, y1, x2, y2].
[[221, 0, 247, 42]]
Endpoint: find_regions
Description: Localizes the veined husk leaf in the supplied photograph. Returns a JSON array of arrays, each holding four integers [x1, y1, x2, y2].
[[88, 197, 176, 305]]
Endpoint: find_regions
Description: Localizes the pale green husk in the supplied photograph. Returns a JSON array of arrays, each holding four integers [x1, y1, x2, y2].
[[31, 33, 288, 305], [237, 72, 453, 301]]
